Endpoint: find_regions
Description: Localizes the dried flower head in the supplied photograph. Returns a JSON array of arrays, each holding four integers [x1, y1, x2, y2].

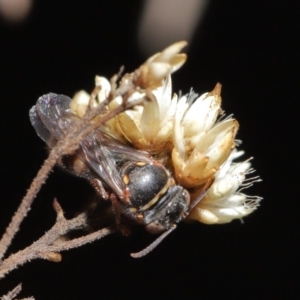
[[70, 41, 261, 225]]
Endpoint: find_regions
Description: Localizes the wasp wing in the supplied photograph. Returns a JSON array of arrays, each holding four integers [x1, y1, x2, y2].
[[29, 93, 74, 148], [79, 130, 153, 199], [30, 93, 153, 200]]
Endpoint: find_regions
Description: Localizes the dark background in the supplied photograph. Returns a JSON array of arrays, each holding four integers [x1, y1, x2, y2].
[[0, 1, 298, 299]]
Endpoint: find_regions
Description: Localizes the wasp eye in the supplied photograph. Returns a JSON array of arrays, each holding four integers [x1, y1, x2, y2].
[[125, 164, 169, 207]]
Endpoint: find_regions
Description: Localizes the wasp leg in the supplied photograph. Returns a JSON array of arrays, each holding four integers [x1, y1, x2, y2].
[[89, 178, 110, 200], [110, 193, 131, 236]]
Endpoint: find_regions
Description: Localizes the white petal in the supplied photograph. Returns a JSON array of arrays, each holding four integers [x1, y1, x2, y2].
[[173, 95, 189, 157], [152, 75, 172, 120], [151, 41, 187, 64], [182, 92, 221, 138], [70, 90, 90, 118], [204, 172, 245, 202], [149, 62, 172, 82], [95, 76, 111, 103], [140, 95, 160, 139]]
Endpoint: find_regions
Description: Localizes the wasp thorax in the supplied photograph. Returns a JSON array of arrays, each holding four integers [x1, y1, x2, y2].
[[122, 162, 170, 207]]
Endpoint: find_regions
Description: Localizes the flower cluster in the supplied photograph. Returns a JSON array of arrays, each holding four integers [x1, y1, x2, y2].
[[70, 41, 261, 225]]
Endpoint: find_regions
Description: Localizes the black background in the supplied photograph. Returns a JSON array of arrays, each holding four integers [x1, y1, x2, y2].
[[0, 1, 298, 299]]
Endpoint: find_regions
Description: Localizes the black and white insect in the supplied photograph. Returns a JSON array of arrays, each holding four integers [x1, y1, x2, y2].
[[29, 93, 211, 257]]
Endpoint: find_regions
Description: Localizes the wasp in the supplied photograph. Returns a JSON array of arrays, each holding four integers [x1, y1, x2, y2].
[[29, 93, 212, 257]]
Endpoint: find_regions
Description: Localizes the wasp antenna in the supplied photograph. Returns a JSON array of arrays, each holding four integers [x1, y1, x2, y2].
[[130, 225, 177, 258], [188, 177, 215, 213]]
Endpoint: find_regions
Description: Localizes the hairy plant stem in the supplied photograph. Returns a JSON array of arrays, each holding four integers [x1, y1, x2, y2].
[[0, 200, 117, 279]]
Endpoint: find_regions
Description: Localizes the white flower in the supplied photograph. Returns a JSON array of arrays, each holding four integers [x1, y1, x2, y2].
[[189, 150, 262, 224], [133, 41, 187, 90], [70, 41, 261, 224], [172, 84, 239, 188], [115, 75, 178, 153]]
